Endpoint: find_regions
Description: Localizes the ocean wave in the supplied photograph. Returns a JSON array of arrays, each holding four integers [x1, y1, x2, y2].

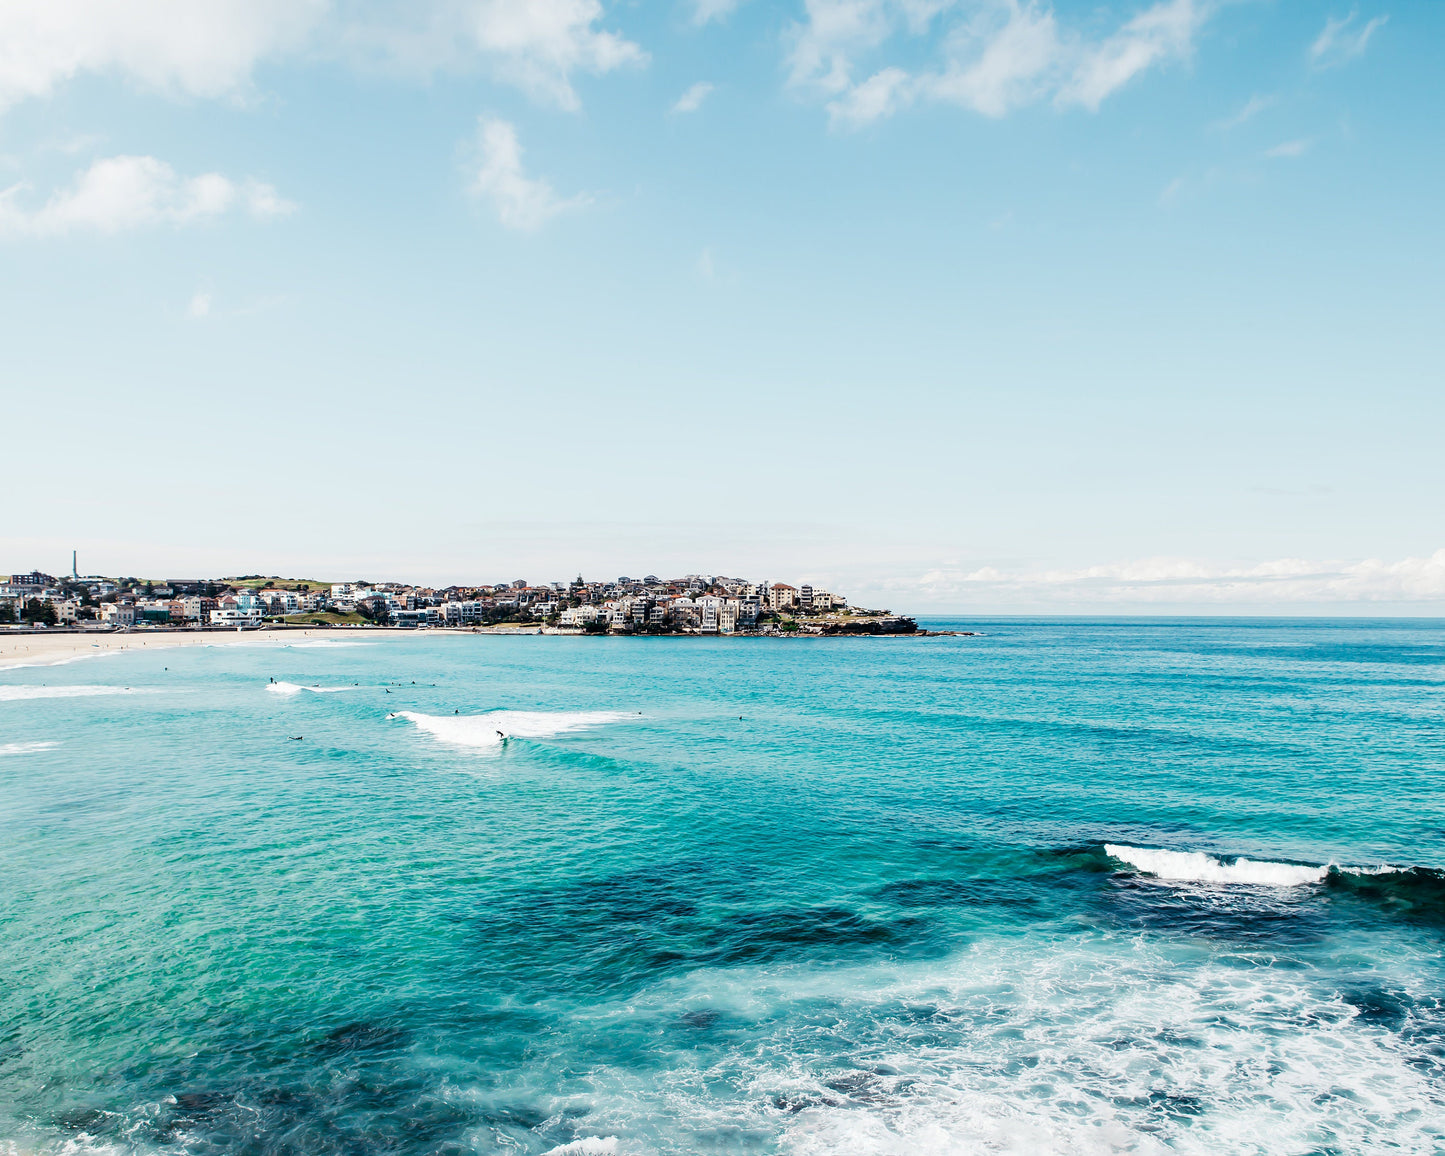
[[1105, 844, 1410, 888], [266, 681, 357, 696], [0, 740, 59, 756], [568, 934, 1445, 1156], [541, 1139, 618, 1156], [0, 685, 154, 702], [1, 648, 125, 670], [394, 709, 634, 750]]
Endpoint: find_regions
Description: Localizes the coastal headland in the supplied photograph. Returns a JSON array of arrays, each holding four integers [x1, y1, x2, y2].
[[1, 568, 949, 649]]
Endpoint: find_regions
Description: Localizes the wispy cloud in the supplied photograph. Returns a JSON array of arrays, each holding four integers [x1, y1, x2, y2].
[[1058, 0, 1204, 111], [468, 116, 589, 231], [1310, 11, 1387, 66], [187, 289, 212, 319], [1265, 137, 1310, 158], [897, 548, 1445, 607], [1212, 92, 1273, 131], [690, 0, 745, 25], [794, 0, 1210, 129], [672, 81, 715, 113], [0, 155, 294, 238]]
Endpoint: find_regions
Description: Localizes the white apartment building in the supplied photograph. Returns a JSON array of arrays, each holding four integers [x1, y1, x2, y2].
[[441, 600, 489, 625], [101, 603, 135, 626], [697, 595, 723, 633]]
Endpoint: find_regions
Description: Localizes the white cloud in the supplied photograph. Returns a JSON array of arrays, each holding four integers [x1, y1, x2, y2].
[[1213, 92, 1273, 131], [924, 3, 1061, 118], [1310, 11, 1387, 66], [900, 548, 1445, 607], [672, 81, 715, 114], [0, 1, 645, 116], [1059, 0, 1202, 111], [187, 289, 213, 318], [459, 0, 646, 110], [830, 66, 913, 124], [0, 155, 295, 238], [0, 0, 324, 113], [468, 116, 588, 231], [793, 0, 1209, 128], [1265, 137, 1310, 158], [691, 0, 744, 24]]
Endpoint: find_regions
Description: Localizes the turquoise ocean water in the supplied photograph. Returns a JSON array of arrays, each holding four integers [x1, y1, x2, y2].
[[2, 619, 1444, 1155]]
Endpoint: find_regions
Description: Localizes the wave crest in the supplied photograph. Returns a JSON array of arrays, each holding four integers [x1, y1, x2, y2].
[[266, 681, 356, 696], [1104, 844, 1415, 888], [1106, 844, 1327, 887], [0, 685, 152, 701], [541, 1140, 618, 1156], [395, 710, 634, 750]]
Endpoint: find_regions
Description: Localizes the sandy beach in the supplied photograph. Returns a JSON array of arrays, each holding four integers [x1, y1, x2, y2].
[[0, 627, 405, 670]]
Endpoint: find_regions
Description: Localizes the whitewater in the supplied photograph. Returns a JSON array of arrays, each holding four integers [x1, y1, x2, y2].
[[1, 618, 1443, 1155]]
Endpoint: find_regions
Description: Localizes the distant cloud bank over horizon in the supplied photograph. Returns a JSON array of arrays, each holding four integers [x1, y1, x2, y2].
[[892, 548, 1445, 612]]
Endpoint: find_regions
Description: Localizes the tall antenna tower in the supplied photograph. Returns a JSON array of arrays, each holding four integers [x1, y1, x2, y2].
[[73, 550, 78, 579]]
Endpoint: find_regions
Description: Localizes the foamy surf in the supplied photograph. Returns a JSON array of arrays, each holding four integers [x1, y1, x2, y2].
[[541, 1139, 618, 1156], [1105, 844, 1405, 887], [395, 709, 634, 750], [266, 681, 357, 696], [0, 741, 59, 756], [0, 685, 155, 702]]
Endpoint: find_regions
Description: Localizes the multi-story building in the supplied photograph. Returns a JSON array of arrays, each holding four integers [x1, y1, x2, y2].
[[768, 583, 797, 612], [177, 596, 218, 622], [211, 594, 263, 627], [101, 602, 136, 626]]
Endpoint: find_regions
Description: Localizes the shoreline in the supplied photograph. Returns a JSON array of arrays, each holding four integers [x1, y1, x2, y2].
[[0, 626, 444, 670], [0, 621, 966, 669]]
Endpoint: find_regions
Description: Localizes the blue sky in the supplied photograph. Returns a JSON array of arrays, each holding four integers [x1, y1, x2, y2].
[[2, 0, 1442, 612]]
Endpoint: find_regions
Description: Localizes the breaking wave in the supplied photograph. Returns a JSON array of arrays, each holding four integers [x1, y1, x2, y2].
[[1105, 843, 1407, 888], [0, 741, 59, 756], [394, 709, 634, 750], [541, 1140, 618, 1156], [266, 681, 357, 696], [0, 685, 154, 702]]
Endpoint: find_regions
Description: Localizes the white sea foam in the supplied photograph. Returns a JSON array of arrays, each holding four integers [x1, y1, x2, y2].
[[0, 685, 154, 702], [266, 681, 357, 696], [1104, 844, 1418, 887], [1, 648, 125, 670], [395, 709, 634, 750], [541, 1140, 618, 1156], [565, 933, 1445, 1156], [0, 741, 58, 756], [1105, 844, 1328, 886]]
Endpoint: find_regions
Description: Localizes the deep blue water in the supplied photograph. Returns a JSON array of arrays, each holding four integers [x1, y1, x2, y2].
[[2, 619, 1444, 1155]]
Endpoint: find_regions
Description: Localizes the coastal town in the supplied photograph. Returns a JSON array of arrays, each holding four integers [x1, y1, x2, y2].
[[0, 560, 919, 636]]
